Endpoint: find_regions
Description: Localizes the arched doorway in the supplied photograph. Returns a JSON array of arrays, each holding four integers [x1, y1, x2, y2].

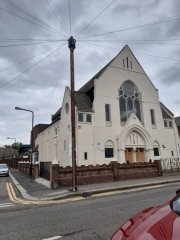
[[124, 130, 146, 163]]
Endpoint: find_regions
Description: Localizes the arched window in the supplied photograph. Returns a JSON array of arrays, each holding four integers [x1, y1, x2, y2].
[[104, 140, 114, 158], [119, 80, 141, 122], [153, 141, 160, 157]]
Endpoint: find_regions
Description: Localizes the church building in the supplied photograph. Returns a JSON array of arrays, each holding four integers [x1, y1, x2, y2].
[[35, 45, 180, 168]]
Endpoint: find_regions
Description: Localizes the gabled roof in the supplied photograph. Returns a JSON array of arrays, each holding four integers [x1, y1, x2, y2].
[[78, 45, 156, 93]]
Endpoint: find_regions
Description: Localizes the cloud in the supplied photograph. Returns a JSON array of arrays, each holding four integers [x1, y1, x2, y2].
[[0, 0, 180, 147]]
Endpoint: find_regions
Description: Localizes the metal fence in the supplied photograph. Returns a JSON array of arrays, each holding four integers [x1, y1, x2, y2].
[[161, 158, 180, 174]]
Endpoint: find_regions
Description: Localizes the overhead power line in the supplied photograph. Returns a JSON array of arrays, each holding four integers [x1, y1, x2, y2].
[[76, 0, 117, 38], [80, 39, 180, 47], [0, 40, 66, 48], [0, 44, 63, 73], [78, 38, 180, 43], [0, 6, 66, 38], [77, 14, 180, 39], [80, 41, 180, 64], [0, 38, 64, 42], [2, 0, 67, 38], [0, 43, 67, 88], [68, 0, 72, 35], [41, 49, 68, 123], [47, 0, 68, 37]]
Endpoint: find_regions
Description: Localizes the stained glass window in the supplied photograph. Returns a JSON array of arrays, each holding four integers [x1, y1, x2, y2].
[[119, 80, 141, 122]]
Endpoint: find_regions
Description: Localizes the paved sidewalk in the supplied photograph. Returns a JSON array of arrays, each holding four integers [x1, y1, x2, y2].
[[9, 168, 180, 201]]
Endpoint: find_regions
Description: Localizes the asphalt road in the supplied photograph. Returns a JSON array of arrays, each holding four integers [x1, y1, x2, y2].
[[0, 179, 180, 240]]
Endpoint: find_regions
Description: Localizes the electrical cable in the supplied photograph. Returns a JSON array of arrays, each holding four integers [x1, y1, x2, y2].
[[0, 38, 65, 42], [0, 44, 63, 73], [80, 41, 180, 64], [0, 40, 65, 48], [1, 0, 67, 38], [47, 0, 68, 37], [0, 43, 67, 88], [77, 14, 180, 39], [41, 49, 68, 123], [0, 6, 66, 38], [68, 0, 72, 35], [76, 0, 117, 38]]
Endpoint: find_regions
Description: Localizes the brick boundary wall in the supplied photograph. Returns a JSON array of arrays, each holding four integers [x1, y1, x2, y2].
[[4, 158, 162, 188], [50, 161, 161, 189], [0, 157, 27, 169]]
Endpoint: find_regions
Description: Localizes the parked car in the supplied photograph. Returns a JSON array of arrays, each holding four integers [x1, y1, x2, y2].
[[110, 190, 180, 240], [0, 164, 9, 177]]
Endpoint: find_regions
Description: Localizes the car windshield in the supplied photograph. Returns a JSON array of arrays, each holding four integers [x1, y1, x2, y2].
[[171, 195, 180, 215], [0, 164, 8, 169]]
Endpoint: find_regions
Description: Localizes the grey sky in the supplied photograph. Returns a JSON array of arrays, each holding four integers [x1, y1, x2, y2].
[[0, 0, 180, 147]]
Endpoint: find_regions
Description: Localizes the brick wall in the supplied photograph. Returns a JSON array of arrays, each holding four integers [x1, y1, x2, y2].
[[0, 157, 27, 168], [50, 161, 160, 189]]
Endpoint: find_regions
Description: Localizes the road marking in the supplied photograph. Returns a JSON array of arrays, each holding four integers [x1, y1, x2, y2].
[[6, 183, 84, 205], [92, 184, 166, 197], [42, 236, 63, 240], [0, 203, 14, 208]]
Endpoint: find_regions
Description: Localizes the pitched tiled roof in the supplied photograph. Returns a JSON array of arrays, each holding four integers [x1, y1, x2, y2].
[[51, 108, 61, 123], [175, 117, 180, 126], [75, 92, 93, 112], [160, 102, 174, 119]]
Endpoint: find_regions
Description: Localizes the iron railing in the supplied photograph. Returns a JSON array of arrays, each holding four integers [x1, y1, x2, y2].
[[161, 158, 180, 174]]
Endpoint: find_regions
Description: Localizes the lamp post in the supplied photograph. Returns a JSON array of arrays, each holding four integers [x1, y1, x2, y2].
[[15, 107, 34, 178], [7, 137, 16, 168]]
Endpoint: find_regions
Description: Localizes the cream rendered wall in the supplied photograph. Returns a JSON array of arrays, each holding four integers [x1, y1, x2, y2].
[[59, 87, 72, 167], [90, 46, 180, 164], [36, 46, 180, 166], [35, 121, 61, 164], [76, 122, 94, 166]]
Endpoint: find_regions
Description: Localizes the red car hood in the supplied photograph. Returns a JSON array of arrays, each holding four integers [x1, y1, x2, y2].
[[112, 202, 180, 240]]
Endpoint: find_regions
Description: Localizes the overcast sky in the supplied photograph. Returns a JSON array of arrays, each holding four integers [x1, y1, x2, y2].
[[0, 0, 180, 147]]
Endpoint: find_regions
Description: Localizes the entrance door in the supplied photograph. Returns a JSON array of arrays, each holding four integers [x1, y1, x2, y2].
[[125, 148, 133, 163], [136, 148, 144, 162]]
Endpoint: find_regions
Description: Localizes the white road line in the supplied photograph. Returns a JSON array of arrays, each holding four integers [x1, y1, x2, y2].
[[0, 203, 14, 208], [42, 236, 63, 240]]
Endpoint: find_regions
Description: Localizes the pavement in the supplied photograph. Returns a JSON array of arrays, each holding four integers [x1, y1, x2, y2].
[[9, 168, 180, 201]]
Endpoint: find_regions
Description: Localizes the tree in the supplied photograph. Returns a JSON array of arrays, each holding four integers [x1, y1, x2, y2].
[[4, 142, 22, 149]]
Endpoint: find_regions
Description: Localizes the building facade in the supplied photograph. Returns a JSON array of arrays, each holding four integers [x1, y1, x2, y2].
[[35, 45, 180, 168]]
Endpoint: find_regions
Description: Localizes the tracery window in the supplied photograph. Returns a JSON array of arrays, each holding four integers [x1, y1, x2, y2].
[[119, 80, 141, 122]]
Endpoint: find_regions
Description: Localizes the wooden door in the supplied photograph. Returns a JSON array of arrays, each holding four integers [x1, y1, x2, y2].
[[125, 148, 133, 163], [136, 148, 144, 162]]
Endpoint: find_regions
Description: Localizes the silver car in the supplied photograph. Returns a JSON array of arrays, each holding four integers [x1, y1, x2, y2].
[[0, 164, 9, 176]]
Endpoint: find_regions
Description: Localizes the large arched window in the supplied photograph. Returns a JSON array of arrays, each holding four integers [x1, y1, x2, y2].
[[119, 80, 141, 122]]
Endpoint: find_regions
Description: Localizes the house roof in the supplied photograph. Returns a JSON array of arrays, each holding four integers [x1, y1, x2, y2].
[[51, 108, 61, 123], [75, 92, 93, 112], [160, 102, 174, 119], [175, 116, 180, 126]]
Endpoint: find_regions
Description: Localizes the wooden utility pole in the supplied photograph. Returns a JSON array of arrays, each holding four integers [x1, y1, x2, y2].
[[68, 36, 77, 191]]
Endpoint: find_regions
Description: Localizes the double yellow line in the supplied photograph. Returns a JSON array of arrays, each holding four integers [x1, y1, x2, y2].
[[6, 183, 36, 204], [6, 183, 84, 205]]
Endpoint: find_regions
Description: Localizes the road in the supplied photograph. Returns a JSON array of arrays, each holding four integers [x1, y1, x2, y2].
[[0, 177, 179, 240]]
